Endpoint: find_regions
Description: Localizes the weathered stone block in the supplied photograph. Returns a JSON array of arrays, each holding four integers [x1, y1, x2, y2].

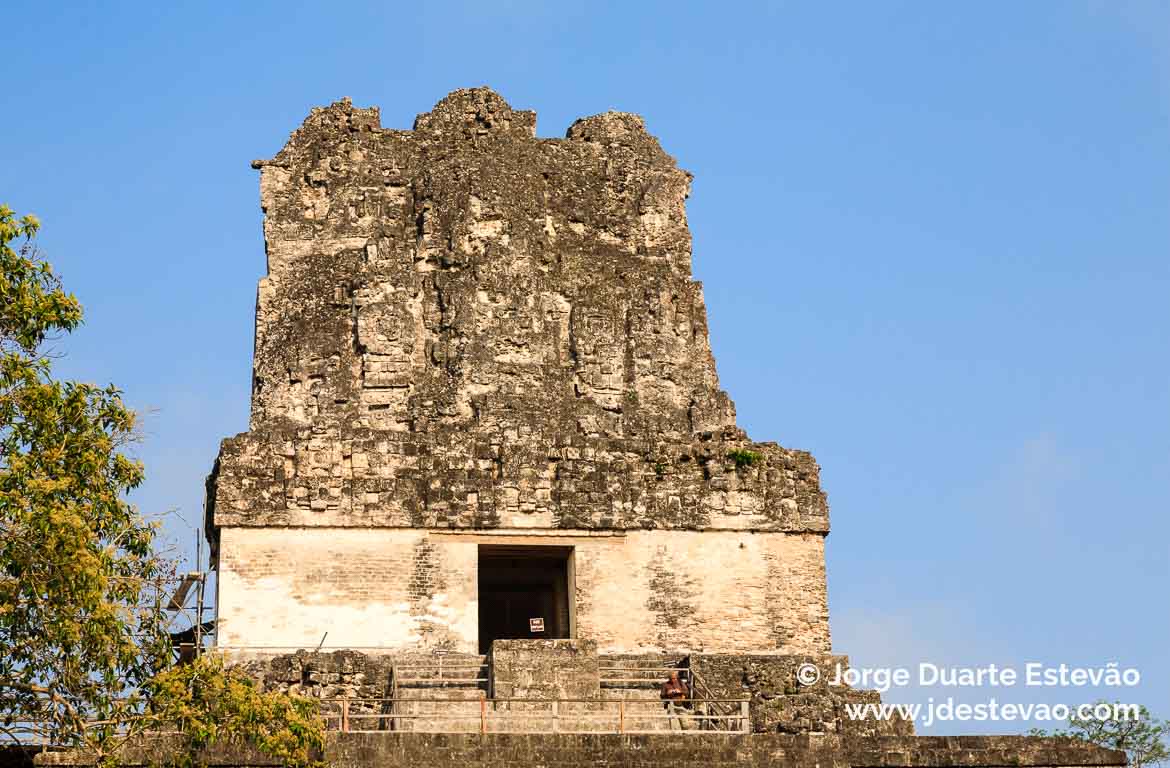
[[490, 639, 600, 700]]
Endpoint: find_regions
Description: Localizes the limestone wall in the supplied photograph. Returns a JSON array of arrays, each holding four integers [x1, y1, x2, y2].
[[214, 527, 828, 655], [490, 639, 600, 699], [572, 530, 828, 654], [33, 732, 1128, 768], [215, 528, 479, 652], [689, 654, 914, 736], [204, 88, 830, 541], [323, 733, 1126, 768]]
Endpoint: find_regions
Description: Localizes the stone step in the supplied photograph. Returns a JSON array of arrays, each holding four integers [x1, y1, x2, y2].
[[391, 654, 489, 689], [598, 654, 687, 683], [342, 698, 699, 733]]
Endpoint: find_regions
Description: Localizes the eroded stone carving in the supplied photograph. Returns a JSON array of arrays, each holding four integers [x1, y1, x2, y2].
[[207, 87, 828, 536]]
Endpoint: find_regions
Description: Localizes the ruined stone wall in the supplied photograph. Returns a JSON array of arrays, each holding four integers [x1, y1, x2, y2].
[[689, 654, 914, 737], [33, 732, 1128, 768], [215, 528, 828, 655], [323, 733, 1125, 768], [490, 639, 600, 699], [215, 528, 478, 652], [573, 531, 828, 654], [206, 88, 829, 537]]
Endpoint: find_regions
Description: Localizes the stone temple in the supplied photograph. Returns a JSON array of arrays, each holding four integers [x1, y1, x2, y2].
[[194, 88, 1123, 765], [207, 87, 829, 659]]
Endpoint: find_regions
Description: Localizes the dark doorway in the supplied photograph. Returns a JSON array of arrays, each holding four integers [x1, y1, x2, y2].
[[478, 545, 573, 653]]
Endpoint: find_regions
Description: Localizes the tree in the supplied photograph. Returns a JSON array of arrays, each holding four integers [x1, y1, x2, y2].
[[0, 205, 322, 766], [1031, 702, 1170, 768], [0, 203, 165, 755], [147, 655, 322, 768]]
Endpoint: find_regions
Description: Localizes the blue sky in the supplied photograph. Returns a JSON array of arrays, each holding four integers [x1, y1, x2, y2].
[[4, 1, 1167, 735]]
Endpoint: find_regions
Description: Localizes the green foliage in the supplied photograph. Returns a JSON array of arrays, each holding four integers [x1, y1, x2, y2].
[[0, 205, 167, 756], [148, 655, 323, 768], [727, 448, 763, 469], [1030, 701, 1169, 768], [0, 205, 82, 352], [0, 205, 324, 766]]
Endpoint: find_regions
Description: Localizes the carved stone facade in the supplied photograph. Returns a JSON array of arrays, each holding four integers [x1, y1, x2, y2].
[[205, 88, 830, 658]]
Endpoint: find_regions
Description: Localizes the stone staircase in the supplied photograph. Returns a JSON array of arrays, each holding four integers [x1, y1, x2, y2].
[[598, 653, 688, 732], [241, 645, 765, 733], [380, 653, 488, 732]]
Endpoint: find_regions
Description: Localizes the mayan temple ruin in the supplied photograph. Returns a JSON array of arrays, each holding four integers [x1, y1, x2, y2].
[[189, 88, 1123, 767]]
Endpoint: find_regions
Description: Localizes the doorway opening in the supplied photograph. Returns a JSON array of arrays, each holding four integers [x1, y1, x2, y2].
[[478, 545, 574, 654]]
